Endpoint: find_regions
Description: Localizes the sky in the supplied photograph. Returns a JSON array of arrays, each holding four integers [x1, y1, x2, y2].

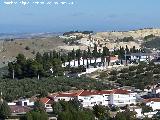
[[0, 0, 160, 33]]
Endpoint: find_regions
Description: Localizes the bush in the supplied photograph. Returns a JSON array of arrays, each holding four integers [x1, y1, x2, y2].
[[25, 46, 30, 50]]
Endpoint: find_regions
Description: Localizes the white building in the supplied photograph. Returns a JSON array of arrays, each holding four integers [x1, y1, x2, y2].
[[109, 89, 137, 107], [40, 97, 53, 112], [54, 92, 78, 102], [129, 106, 143, 118], [51, 89, 137, 108], [145, 98, 160, 111], [77, 90, 112, 108], [62, 56, 119, 68], [17, 99, 34, 107], [127, 53, 153, 62]]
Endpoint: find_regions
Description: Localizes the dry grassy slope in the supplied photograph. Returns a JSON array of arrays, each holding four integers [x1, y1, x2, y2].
[[93, 28, 160, 40], [0, 36, 65, 67], [86, 28, 160, 50]]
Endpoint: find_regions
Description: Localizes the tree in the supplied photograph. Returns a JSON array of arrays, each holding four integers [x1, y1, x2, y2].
[[115, 109, 136, 120], [87, 47, 92, 65], [76, 49, 82, 66], [102, 46, 110, 66], [16, 53, 26, 65], [93, 105, 109, 120], [35, 52, 43, 64], [29, 61, 43, 79], [92, 44, 98, 68], [82, 50, 87, 66], [8, 62, 15, 79], [141, 103, 153, 113], [26, 110, 48, 120], [52, 102, 63, 115], [71, 49, 76, 66], [34, 100, 45, 111], [52, 58, 64, 76], [0, 101, 11, 119]]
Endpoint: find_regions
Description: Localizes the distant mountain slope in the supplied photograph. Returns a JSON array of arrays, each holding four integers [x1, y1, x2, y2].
[[93, 28, 160, 40]]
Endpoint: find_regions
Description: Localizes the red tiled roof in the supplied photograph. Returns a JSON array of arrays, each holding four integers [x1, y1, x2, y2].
[[56, 90, 84, 97], [98, 90, 113, 95], [144, 98, 160, 103], [9, 105, 32, 114], [111, 89, 129, 94], [48, 89, 130, 98], [56, 93, 77, 97], [79, 90, 112, 96], [47, 99, 54, 104], [39, 97, 50, 104], [79, 90, 97, 96], [110, 57, 118, 61]]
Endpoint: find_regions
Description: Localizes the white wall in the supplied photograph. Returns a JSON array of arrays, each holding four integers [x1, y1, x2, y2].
[[109, 93, 136, 107], [146, 102, 160, 111], [54, 97, 75, 102], [18, 99, 34, 106]]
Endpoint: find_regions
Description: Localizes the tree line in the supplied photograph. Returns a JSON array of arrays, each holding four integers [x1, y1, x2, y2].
[[7, 44, 144, 79]]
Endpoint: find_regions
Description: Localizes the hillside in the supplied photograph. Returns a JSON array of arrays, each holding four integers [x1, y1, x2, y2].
[[0, 36, 65, 68]]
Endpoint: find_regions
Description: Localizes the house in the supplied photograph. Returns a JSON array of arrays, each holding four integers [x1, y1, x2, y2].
[[77, 90, 112, 108], [62, 56, 120, 68], [54, 91, 82, 102], [9, 105, 32, 115], [129, 106, 143, 118], [78, 90, 103, 108], [52, 89, 136, 108], [126, 53, 153, 62], [109, 89, 137, 107], [17, 99, 34, 107], [144, 98, 160, 111], [40, 97, 53, 112]]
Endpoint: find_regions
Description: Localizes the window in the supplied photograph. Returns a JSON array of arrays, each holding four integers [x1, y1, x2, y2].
[[46, 105, 50, 107], [91, 102, 96, 104], [24, 102, 27, 106]]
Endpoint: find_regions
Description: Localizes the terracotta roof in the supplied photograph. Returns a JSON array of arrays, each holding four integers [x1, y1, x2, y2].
[[9, 105, 32, 114], [56, 90, 84, 97], [47, 99, 54, 104], [144, 98, 160, 103], [110, 57, 118, 61], [39, 97, 50, 104], [56, 93, 77, 97], [79, 90, 112, 96], [111, 89, 129, 94], [48, 89, 130, 98], [98, 90, 113, 94], [79, 90, 98, 96]]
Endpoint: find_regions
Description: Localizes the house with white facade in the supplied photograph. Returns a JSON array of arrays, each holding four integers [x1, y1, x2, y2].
[[50, 89, 137, 108], [53, 92, 81, 102], [144, 98, 160, 111], [62, 56, 119, 68], [40, 97, 53, 112], [129, 106, 143, 118], [109, 89, 137, 107], [77, 90, 112, 108], [126, 53, 153, 62]]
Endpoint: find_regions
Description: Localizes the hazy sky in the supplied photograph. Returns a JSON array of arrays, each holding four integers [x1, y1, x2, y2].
[[0, 0, 160, 33]]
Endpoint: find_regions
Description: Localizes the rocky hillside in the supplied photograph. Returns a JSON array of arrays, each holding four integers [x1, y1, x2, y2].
[[93, 28, 160, 40]]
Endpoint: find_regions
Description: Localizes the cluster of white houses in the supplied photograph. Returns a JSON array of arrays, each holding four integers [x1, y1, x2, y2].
[[51, 89, 137, 108], [8, 88, 160, 118], [15, 89, 137, 112]]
